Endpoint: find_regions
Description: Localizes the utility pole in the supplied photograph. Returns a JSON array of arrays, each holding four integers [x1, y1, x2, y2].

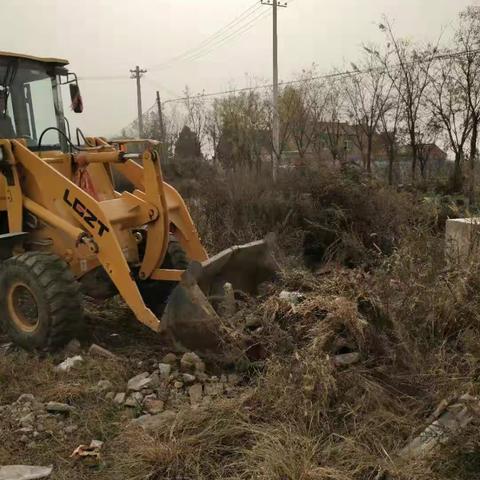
[[156, 90, 167, 162], [130, 65, 147, 138], [261, 0, 287, 181]]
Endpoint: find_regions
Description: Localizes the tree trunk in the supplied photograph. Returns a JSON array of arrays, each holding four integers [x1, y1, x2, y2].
[[451, 150, 464, 193], [388, 148, 394, 186], [469, 121, 478, 206], [419, 156, 427, 181], [367, 136, 373, 174], [410, 140, 418, 183]]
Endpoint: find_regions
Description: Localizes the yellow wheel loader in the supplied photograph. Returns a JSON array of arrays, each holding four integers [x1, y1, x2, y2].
[[0, 52, 276, 352]]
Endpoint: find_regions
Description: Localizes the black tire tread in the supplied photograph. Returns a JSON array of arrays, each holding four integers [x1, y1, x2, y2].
[[138, 239, 189, 312], [0, 252, 84, 350]]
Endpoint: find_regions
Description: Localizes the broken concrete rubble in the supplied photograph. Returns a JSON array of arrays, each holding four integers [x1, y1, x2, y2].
[[0, 343, 13, 356], [188, 383, 203, 405], [130, 410, 177, 432], [45, 402, 74, 413], [158, 362, 172, 378], [332, 352, 361, 367], [161, 353, 177, 365], [0, 465, 53, 480], [144, 398, 164, 414], [94, 379, 113, 393], [54, 355, 83, 372], [88, 343, 118, 360], [127, 372, 151, 391], [204, 382, 224, 397], [125, 392, 144, 407], [180, 352, 205, 373], [279, 290, 304, 305], [113, 392, 126, 405], [399, 394, 480, 459], [182, 373, 196, 384]]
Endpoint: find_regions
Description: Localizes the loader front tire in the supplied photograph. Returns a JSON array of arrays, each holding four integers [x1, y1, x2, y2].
[[0, 252, 84, 351], [138, 239, 189, 313]]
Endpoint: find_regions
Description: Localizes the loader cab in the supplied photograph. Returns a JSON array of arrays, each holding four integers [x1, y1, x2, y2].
[[0, 52, 80, 153]]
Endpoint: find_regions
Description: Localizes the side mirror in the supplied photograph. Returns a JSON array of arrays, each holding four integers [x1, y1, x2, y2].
[[69, 83, 83, 113]]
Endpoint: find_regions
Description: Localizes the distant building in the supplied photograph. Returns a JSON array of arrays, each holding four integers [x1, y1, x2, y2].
[[399, 143, 448, 177], [280, 121, 448, 182]]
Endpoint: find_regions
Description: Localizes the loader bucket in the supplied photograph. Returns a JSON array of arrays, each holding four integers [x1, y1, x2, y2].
[[160, 236, 278, 352]]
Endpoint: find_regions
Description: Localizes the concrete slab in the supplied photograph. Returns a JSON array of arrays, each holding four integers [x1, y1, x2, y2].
[[445, 217, 480, 265]]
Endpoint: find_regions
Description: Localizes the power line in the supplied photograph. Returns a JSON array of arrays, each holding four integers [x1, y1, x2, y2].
[[143, 77, 181, 100], [118, 45, 480, 134], [79, 75, 128, 81], [150, 1, 262, 71], [81, 1, 291, 82], [177, 9, 271, 65], [160, 47, 480, 105], [150, 7, 270, 71]]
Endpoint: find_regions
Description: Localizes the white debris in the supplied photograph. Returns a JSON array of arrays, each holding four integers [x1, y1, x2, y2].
[[158, 363, 172, 378], [332, 352, 361, 367], [144, 398, 164, 414], [182, 373, 196, 384], [130, 410, 177, 432], [0, 465, 53, 480], [204, 382, 224, 397], [161, 353, 177, 365], [127, 372, 151, 391], [94, 380, 113, 393], [90, 439, 104, 449], [399, 394, 480, 459], [88, 343, 118, 360], [188, 384, 203, 405], [45, 402, 74, 413], [279, 290, 304, 305], [0, 343, 13, 356], [125, 392, 144, 407], [55, 355, 83, 372], [113, 392, 126, 405], [180, 352, 205, 373]]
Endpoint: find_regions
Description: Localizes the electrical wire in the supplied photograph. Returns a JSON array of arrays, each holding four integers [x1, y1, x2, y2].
[[76, 0, 296, 81], [149, 1, 262, 71], [165, 9, 271, 67], [159, 47, 480, 105], [143, 77, 181, 100], [79, 75, 130, 81]]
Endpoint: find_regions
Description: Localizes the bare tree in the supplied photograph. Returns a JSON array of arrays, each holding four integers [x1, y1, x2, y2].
[[183, 86, 207, 151], [416, 116, 443, 181], [380, 18, 439, 182], [286, 70, 327, 161], [264, 86, 296, 168], [312, 78, 345, 166], [343, 48, 393, 173], [205, 103, 222, 163], [215, 90, 268, 171], [379, 86, 403, 185], [456, 7, 480, 203], [426, 51, 473, 191], [163, 103, 183, 161]]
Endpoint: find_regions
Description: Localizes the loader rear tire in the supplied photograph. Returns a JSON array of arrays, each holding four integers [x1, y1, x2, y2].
[[0, 252, 84, 351]]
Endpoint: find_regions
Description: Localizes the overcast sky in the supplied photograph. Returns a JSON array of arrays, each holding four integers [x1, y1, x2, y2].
[[1, 0, 478, 137]]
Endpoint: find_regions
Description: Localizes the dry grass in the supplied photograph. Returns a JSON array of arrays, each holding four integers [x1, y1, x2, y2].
[[2, 165, 480, 478]]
